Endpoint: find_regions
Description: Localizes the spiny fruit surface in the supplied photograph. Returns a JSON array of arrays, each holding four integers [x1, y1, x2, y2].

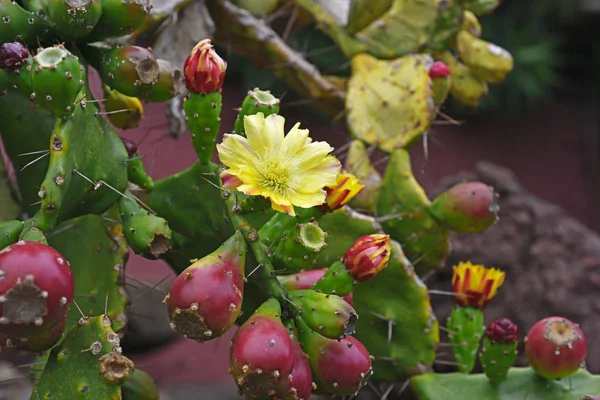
[[525, 316, 587, 380], [230, 299, 295, 397], [0, 240, 74, 338], [167, 231, 246, 342], [278, 269, 353, 305], [274, 340, 312, 400]]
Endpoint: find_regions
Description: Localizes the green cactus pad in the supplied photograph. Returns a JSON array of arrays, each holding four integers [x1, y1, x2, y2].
[[86, 0, 151, 42], [480, 337, 518, 385], [411, 367, 600, 400], [33, 87, 129, 232], [0, 92, 54, 214], [31, 45, 85, 118], [121, 368, 159, 400], [345, 140, 382, 213], [376, 148, 450, 272], [351, 0, 438, 59], [436, 52, 489, 107], [183, 91, 222, 164], [119, 190, 172, 259], [447, 306, 484, 373], [148, 161, 234, 263], [427, 0, 463, 52], [311, 261, 355, 297], [288, 289, 357, 340], [346, 0, 393, 35], [45, 0, 102, 40], [47, 210, 130, 333], [0, 220, 25, 249], [233, 88, 280, 135], [31, 315, 134, 400], [346, 53, 436, 152], [0, 0, 53, 45], [456, 30, 514, 83], [463, 0, 499, 16], [353, 240, 438, 381]]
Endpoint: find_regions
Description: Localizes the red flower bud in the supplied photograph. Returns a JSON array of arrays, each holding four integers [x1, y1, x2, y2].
[[183, 39, 227, 94], [342, 234, 390, 282], [429, 61, 451, 79], [486, 318, 518, 344], [0, 42, 29, 71]]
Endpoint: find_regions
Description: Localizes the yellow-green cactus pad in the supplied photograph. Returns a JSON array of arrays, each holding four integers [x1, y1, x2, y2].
[[345, 140, 382, 213], [346, 53, 436, 152], [346, 0, 393, 35], [436, 52, 488, 107], [456, 30, 514, 83], [461, 10, 482, 38]]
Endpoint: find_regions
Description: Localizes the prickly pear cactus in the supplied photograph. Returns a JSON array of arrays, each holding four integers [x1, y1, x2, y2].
[[1, 1, 598, 399]]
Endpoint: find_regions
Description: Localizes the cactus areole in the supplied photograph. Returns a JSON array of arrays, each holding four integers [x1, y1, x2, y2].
[[525, 317, 587, 379], [0, 241, 74, 336]]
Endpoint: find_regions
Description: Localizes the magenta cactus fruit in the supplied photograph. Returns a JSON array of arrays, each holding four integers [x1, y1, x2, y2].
[[5, 315, 67, 353], [0, 42, 30, 71], [230, 298, 295, 397], [430, 181, 499, 233], [525, 316, 587, 380], [278, 269, 353, 305], [166, 231, 246, 342], [429, 61, 451, 78], [120, 137, 138, 157], [487, 318, 518, 343], [0, 240, 74, 338], [274, 340, 313, 400]]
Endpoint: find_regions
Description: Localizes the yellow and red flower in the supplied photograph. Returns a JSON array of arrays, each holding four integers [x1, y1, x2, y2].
[[324, 171, 364, 211], [452, 261, 505, 309]]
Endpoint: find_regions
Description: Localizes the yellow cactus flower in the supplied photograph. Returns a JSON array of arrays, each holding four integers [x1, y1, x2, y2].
[[216, 113, 341, 216], [324, 170, 365, 211], [452, 261, 505, 309]]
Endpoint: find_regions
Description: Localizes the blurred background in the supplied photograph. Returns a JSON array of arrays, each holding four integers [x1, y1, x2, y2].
[[6, 0, 600, 399]]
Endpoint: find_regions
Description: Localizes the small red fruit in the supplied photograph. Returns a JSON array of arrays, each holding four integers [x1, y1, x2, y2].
[[429, 61, 451, 78], [486, 317, 518, 344], [525, 316, 587, 379], [274, 340, 313, 400], [0, 241, 74, 338]]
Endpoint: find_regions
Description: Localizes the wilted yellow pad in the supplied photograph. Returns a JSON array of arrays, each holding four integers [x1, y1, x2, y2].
[[346, 53, 436, 152]]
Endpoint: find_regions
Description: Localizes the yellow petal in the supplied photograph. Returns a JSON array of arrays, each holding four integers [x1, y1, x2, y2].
[[296, 156, 341, 192], [244, 113, 284, 157], [281, 122, 309, 156], [289, 190, 326, 208], [295, 141, 336, 171], [271, 201, 295, 216], [217, 135, 256, 168]]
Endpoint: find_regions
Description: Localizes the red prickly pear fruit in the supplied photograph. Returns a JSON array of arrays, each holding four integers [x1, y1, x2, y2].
[[296, 318, 372, 395], [525, 316, 587, 380], [278, 269, 353, 306], [429, 61, 451, 78], [230, 298, 295, 397], [5, 315, 67, 352], [274, 340, 313, 400], [0, 42, 30, 71], [166, 231, 246, 342], [430, 181, 499, 233], [0, 241, 74, 338]]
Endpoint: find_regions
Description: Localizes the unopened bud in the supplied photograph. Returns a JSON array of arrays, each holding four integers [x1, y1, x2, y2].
[[183, 39, 227, 94], [342, 234, 390, 282]]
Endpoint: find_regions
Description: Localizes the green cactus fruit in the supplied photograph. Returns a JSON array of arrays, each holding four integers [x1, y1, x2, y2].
[[271, 221, 327, 274], [103, 85, 144, 130], [33, 87, 129, 232], [47, 210, 130, 333], [120, 137, 154, 190], [463, 0, 500, 16], [278, 269, 354, 305], [295, 317, 373, 396], [32, 315, 134, 399], [345, 140, 381, 213], [480, 318, 519, 385], [0, 65, 32, 97], [346, 0, 393, 35], [287, 290, 357, 340], [257, 208, 322, 249], [85, 44, 160, 99], [435, 52, 489, 107], [30, 45, 84, 118], [411, 367, 600, 400], [148, 162, 234, 262], [461, 10, 482, 38], [456, 30, 514, 83], [0, 42, 33, 97], [429, 61, 452, 106], [46, 0, 102, 40], [183, 91, 222, 164], [309, 261, 355, 297], [430, 181, 499, 233], [376, 148, 450, 272], [237, 193, 275, 230], [166, 231, 246, 342], [142, 59, 184, 102], [86, 0, 151, 41], [427, 0, 463, 52], [19, 220, 48, 244], [118, 190, 172, 259], [121, 368, 159, 400], [229, 298, 295, 398], [0, 0, 53, 45], [447, 306, 485, 373], [346, 53, 436, 152], [233, 88, 280, 135], [0, 220, 24, 249]]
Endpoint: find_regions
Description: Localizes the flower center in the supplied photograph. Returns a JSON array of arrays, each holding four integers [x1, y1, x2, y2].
[[256, 156, 298, 197]]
